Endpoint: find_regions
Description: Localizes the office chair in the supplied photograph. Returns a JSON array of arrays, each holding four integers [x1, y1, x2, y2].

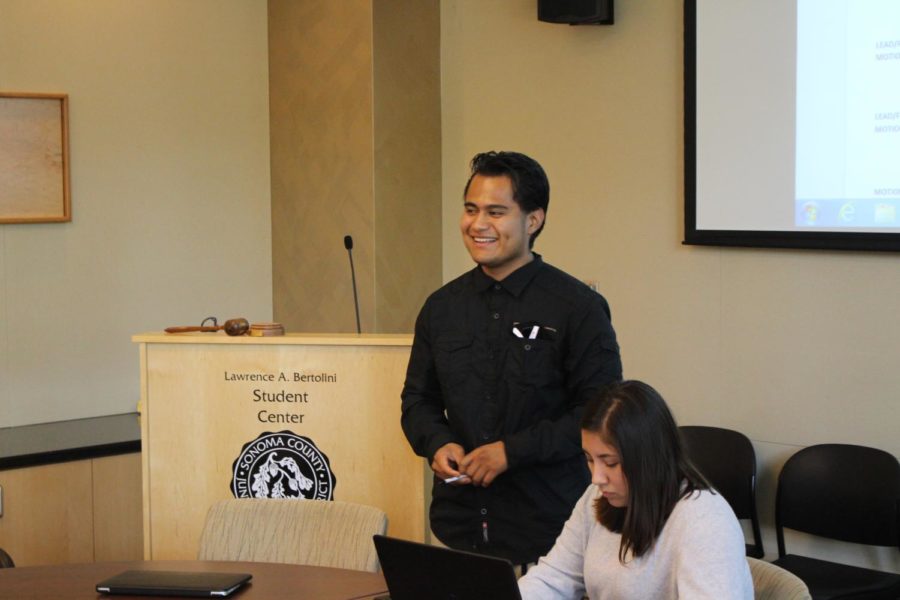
[[773, 443, 900, 599], [680, 425, 765, 558], [0, 548, 14, 568], [747, 557, 812, 600], [197, 498, 388, 572]]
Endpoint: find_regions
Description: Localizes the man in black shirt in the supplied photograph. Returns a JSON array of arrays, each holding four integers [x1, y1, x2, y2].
[[401, 151, 622, 565]]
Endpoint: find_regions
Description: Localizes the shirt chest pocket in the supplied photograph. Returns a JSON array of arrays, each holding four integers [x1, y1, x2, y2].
[[511, 338, 561, 388], [434, 337, 473, 392]]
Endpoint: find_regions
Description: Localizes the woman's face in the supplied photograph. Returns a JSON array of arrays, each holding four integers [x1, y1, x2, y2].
[[582, 430, 629, 507]]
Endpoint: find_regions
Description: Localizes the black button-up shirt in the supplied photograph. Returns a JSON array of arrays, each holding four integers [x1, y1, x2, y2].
[[401, 255, 622, 563]]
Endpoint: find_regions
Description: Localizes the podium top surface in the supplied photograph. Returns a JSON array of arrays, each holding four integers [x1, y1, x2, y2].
[[132, 332, 413, 346]]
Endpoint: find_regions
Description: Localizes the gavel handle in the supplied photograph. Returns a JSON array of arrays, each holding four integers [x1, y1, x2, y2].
[[164, 326, 222, 333]]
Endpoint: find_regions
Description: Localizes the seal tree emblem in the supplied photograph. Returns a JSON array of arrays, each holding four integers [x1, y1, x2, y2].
[[231, 431, 336, 500]]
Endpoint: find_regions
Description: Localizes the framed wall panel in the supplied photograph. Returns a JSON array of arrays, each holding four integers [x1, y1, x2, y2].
[[0, 92, 71, 223]]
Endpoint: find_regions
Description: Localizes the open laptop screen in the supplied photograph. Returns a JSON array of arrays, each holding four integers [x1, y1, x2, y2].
[[373, 534, 522, 600]]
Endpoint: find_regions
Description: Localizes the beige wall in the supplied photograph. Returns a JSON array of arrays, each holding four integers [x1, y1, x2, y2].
[[270, 0, 441, 335], [441, 1, 899, 570], [0, 0, 272, 427]]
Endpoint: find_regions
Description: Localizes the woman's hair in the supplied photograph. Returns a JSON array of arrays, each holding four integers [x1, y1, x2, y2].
[[581, 380, 709, 562]]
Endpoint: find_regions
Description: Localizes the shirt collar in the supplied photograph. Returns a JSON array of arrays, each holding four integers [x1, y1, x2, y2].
[[472, 253, 544, 297]]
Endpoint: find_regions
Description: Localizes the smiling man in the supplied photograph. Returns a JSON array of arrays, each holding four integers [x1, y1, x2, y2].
[[400, 151, 623, 565]]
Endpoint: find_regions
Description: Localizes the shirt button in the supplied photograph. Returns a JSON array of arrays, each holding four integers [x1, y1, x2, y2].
[[492, 313, 500, 320], [480, 508, 488, 515], [524, 344, 532, 351], [494, 284, 501, 290]]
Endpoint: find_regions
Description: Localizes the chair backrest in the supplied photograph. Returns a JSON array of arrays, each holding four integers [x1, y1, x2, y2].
[[747, 557, 811, 600], [775, 444, 900, 556], [775, 443, 900, 557], [680, 425, 764, 557], [197, 499, 388, 572], [0, 548, 14, 568]]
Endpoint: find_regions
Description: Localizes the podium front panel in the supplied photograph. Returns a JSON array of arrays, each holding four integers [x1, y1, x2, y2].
[[134, 333, 424, 560]]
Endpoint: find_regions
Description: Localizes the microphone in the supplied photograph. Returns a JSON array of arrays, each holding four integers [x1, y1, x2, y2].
[[344, 235, 361, 334]]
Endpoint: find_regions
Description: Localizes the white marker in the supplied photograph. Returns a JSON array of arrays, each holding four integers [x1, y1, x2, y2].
[[443, 474, 470, 483]]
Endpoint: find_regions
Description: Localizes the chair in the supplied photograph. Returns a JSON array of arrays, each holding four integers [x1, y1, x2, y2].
[[197, 499, 388, 572], [0, 548, 14, 568], [679, 425, 764, 558], [748, 557, 812, 600], [773, 443, 900, 600]]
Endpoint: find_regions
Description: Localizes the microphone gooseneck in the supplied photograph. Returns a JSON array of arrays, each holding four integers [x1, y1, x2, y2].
[[344, 235, 361, 334]]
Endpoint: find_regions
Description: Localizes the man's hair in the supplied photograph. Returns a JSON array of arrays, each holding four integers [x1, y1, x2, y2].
[[581, 380, 710, 563], [464, 151, 550, 247]]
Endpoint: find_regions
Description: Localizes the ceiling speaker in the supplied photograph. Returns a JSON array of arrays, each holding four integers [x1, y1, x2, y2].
[[538, 0, 614, 25]]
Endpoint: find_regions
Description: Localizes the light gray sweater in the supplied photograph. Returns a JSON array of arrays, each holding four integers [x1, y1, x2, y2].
[[518, 484, 753, 600]]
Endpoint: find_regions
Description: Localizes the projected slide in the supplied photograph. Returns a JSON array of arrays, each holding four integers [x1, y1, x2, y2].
[[796, 0, 900, 228]]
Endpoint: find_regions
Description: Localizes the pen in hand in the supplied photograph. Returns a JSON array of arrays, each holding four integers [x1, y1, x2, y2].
[[443, 474, 470, 484]]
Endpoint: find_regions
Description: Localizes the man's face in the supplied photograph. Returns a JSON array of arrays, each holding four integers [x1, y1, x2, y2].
[[460, 174, 544, 281]]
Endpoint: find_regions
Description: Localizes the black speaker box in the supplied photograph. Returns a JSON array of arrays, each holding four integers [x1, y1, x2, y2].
[[538, 0, 614, 25]]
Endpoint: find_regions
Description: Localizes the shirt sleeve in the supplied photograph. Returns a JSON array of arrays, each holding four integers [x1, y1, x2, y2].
[[504, 293, 622, 468], [400, 299, 460, 461], [518, 485, 593, 600], [670, 492, 754, 600]]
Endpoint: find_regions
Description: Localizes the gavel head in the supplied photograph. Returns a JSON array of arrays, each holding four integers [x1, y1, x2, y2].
[[224, 318, 250, 336]]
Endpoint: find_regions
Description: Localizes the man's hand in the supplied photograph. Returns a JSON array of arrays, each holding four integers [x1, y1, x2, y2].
[[431, 442, 470, 483], [459, 441, 508, 487]]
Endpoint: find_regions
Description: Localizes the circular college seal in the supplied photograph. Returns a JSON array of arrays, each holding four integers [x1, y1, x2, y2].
[[231, 431, 336, 500]]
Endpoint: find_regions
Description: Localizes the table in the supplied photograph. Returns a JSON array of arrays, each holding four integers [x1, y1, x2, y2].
[[0, 560, 388, 600], [0, 415, 143, 566], [0, 413, 140, 471]]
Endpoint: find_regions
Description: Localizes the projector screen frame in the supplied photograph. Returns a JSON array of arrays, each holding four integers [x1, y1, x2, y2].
[[683, 0, 900, 253]]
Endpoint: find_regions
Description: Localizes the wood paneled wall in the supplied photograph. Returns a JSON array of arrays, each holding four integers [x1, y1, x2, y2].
[[269, 0, 441, 335]]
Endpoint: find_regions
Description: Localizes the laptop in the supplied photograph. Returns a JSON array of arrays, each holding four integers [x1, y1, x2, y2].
[[373, 534, 522, 600], [96, 570, 252, 597]]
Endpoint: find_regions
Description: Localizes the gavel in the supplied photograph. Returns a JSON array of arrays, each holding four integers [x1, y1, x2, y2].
[[164, 317, 250, 336]]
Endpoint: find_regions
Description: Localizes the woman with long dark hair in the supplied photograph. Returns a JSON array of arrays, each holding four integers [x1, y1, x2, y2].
[[518, 380, 752, 599]]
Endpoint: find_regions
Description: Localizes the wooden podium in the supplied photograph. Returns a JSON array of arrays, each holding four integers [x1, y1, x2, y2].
[[133, 332, 424, 560]]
